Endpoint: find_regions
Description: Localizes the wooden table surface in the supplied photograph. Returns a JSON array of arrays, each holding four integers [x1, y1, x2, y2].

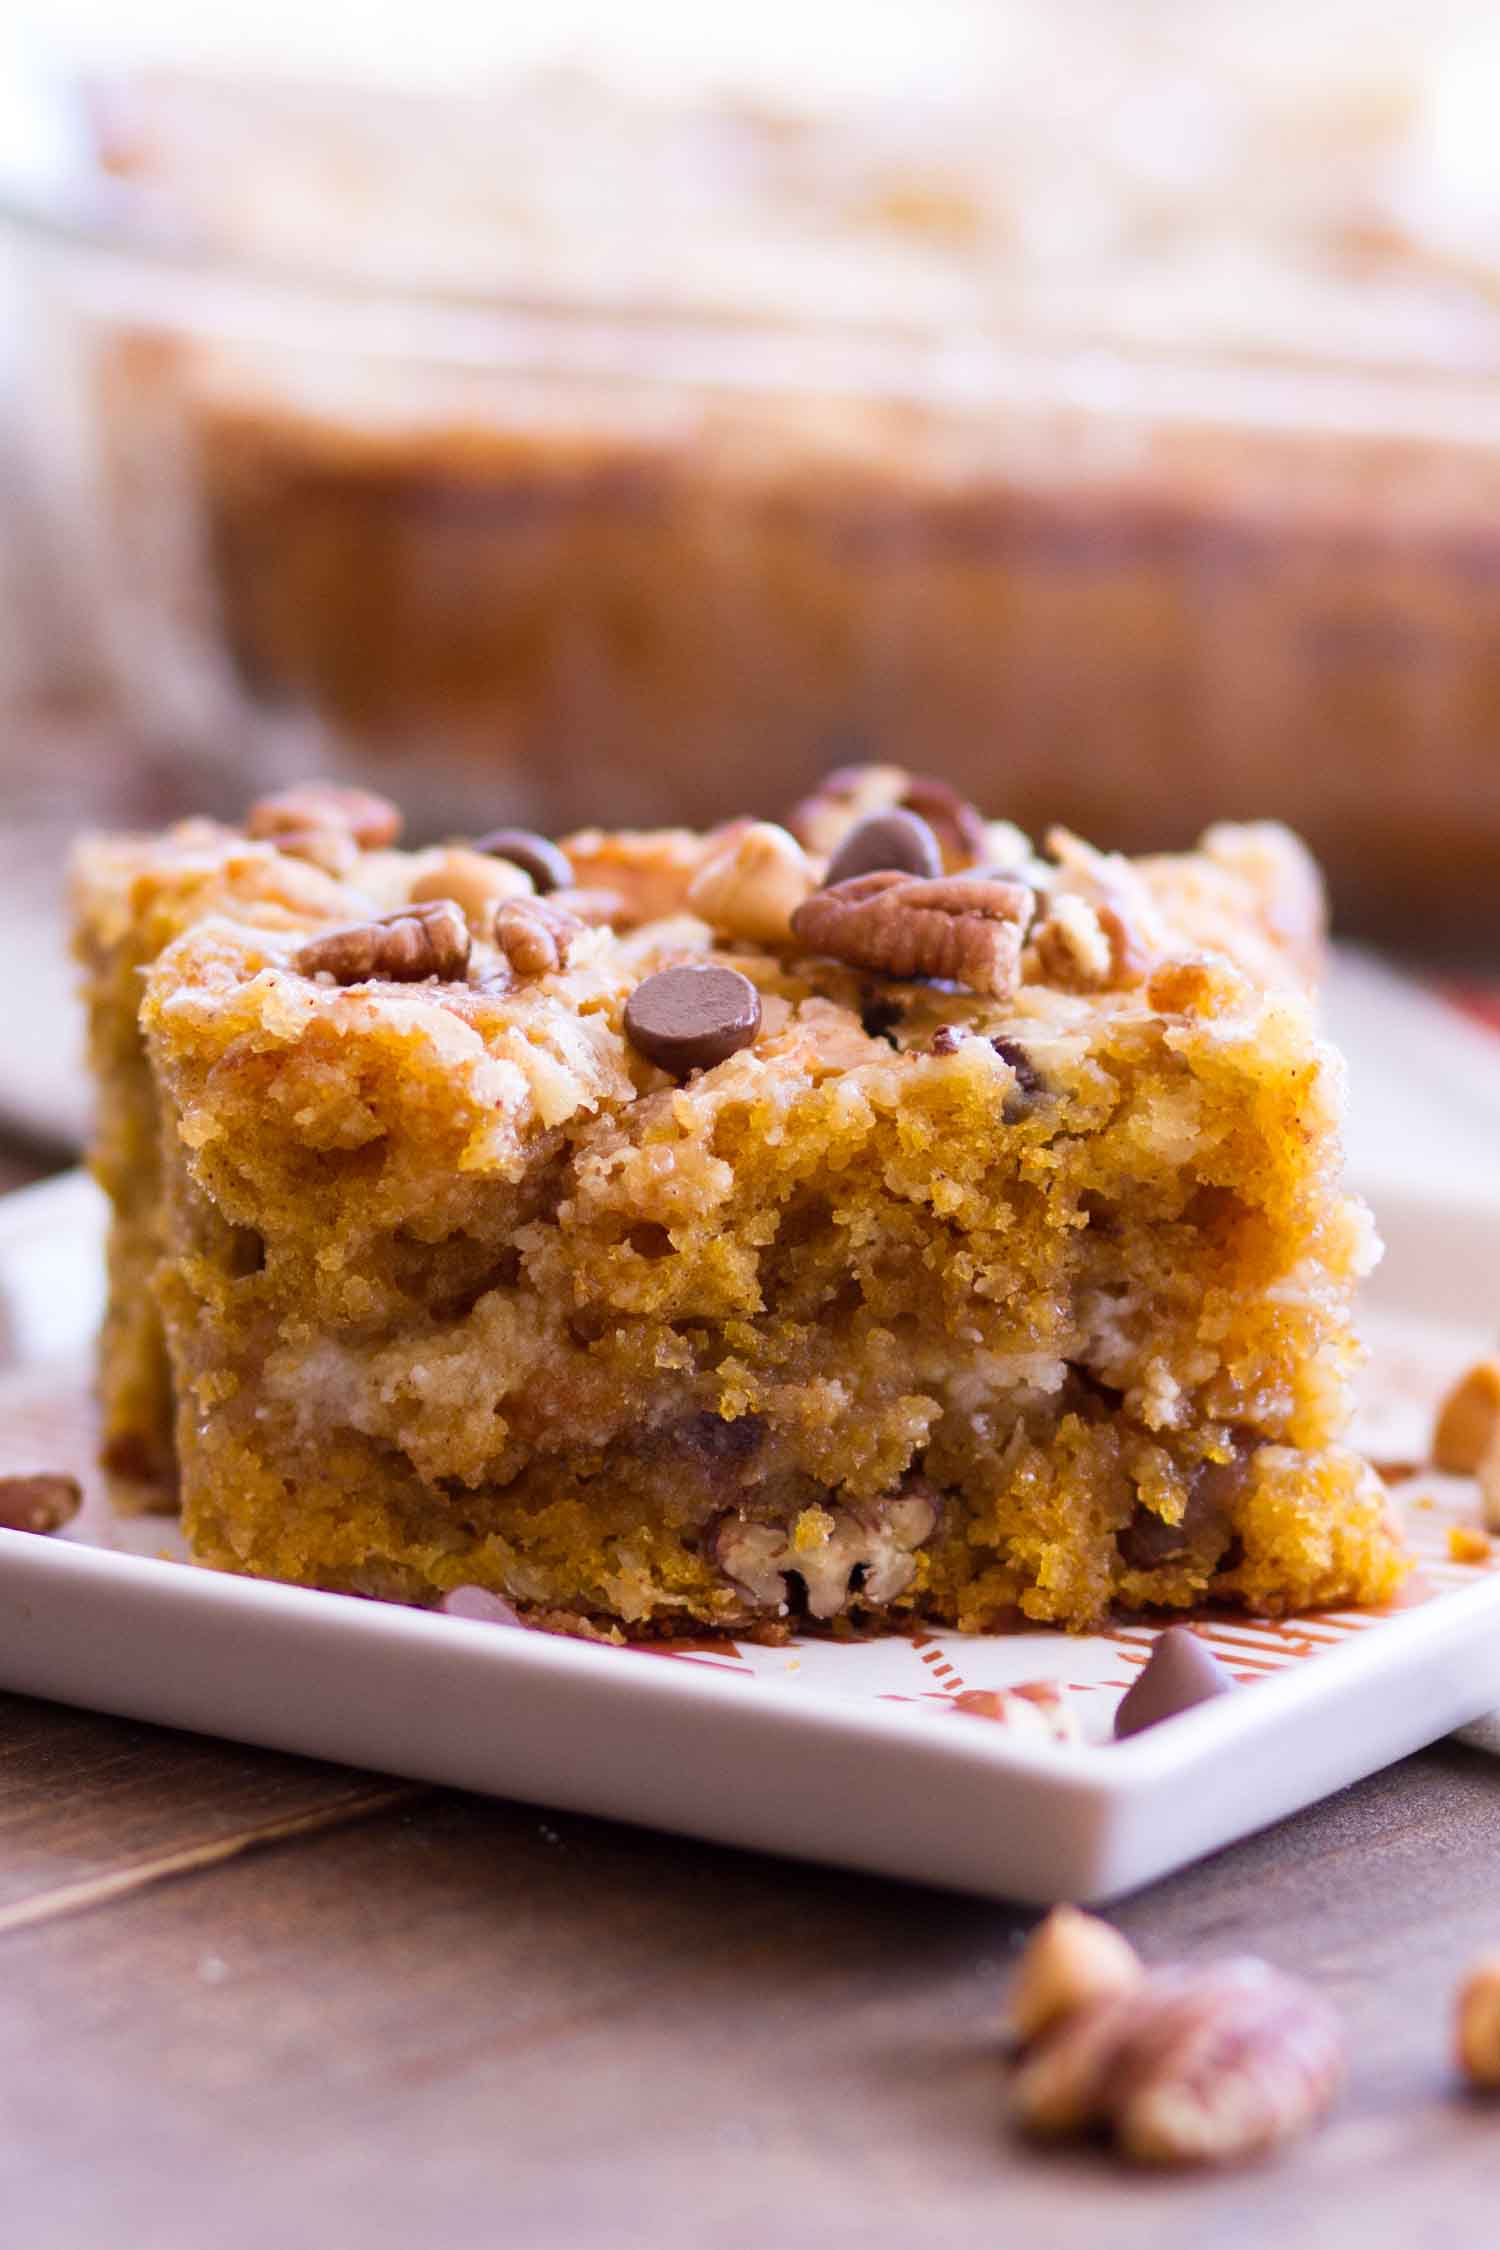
[[6, 1121, 1500, 2246]]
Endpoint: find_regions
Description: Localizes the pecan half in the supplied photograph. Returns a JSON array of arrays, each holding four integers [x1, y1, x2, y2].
[[247, 783, 402, 851], [1012, 1957, 1344, 2166], [712, 1483, 939, 1620], [791, 872, 1034, 999], [294, 899, 471, 984], [494, 896, 587, 977]]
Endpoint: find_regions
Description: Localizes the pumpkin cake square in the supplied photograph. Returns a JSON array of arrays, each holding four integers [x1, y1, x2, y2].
[[71, 769, 1404, 1637]]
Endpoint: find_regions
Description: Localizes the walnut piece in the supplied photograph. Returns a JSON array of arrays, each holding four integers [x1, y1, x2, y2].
[[1456, 1953, 1500, 2086], [410, 847, 532, 928], [791, 872, 1034, 1000], [687, 821, 814, 946], [1008, 1908, 1145, 2048], [247, 783, 402, 851], [495, 896, 587, 977], [1012, 1957, 1344, 2166], [294, 899, 470, 984], [712, 1484, 939, 1620]]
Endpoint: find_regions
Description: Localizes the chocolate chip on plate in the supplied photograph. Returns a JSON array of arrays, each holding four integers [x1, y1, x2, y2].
[[472, 828, 573, 895], [624, 964, 762, 1077], [824, 808, 943, 887], [1114, 1625, 1236, 1738], [0, 1472, 83, 1535]]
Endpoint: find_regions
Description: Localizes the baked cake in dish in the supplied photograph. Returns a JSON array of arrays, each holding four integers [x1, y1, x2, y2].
[[72, 768, 1405, 1638]]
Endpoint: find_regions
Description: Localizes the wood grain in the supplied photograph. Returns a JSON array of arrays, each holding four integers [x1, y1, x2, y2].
[[0, 1684, 1498, 2250]]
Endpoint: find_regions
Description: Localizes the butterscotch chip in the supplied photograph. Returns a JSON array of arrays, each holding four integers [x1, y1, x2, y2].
[[472, 828, 573, 895], [824, 808, 942, 887], [624, 964, 762, 1077], [294, 899, 471, 983], [247, 783, 402, 850], [266, 826, 360, 879], [1449, 1524, 1491, 1564], [686, 821, 813, 946], [494, 896, 586, 977], [1009, 1909, 1144, 2047], [791, 871, 1034, 999], [0, 1473, 83, 1534], [1457, 1954, 1500, 2087], [1434, 1358, 1500, 1475]]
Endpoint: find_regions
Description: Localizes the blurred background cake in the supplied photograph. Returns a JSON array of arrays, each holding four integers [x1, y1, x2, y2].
[[4, 0, 1500, 946]]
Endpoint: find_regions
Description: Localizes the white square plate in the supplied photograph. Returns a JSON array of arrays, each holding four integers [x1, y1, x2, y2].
[[2, 1165, 1499, 1904]]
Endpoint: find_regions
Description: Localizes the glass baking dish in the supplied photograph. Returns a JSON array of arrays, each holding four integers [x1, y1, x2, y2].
[[6, 58, 1500, 946]]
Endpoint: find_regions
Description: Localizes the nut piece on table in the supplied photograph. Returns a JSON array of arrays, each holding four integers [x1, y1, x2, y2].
[[1456, 1953, 1500, 2087], [712, 1484, 939, 1620], [1012, 1956, 1344, 2166], [410, 847, 533, 928], [495, 896, 587, 977], [0, 1472, 83, 1534], [294, 899, 471, 984], [471, 827, 573, 895], [1434, 1359, 1500, 1474], [791, 872, 1035, 1000], [686, 821, 814, 946], [1008, 1907, 1145, 2047], [247, 783, 403, 851]]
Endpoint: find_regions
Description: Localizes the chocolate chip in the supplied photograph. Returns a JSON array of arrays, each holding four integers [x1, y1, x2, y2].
[[990, 1035, 1042, 1095], [0, 1473, 82, 1535], [859, 991, 905, 1044], [439, 1585, 523, 1627], [824, 809, 942, 887], [1114, 1626, 1235, 1738], [624, 964, 762, 1077], [472, 828, 573, 895]]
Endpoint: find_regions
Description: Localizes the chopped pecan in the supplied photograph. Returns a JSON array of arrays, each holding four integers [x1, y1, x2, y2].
[[294, 899, 470, 984], [1031, 892, 1148, 993], [711, 1483, 940, 1620], [1012, 1957, 1343, 2166], [247, 783, 402, 851], [495, 896, 587, 977], [791, 872, 1034, 999]]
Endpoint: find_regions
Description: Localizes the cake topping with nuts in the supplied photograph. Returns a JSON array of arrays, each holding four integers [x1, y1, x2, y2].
[[624, 964, 763, 1077], [789, 764, 985, 869], [823, 807, 943, 886], [472, 827, 573, 895], [294, 898, 471, 984], [1114, 1625, 1235, 1737], [791, 871, 1035, 999], [0, 1472, 83, 1535]]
